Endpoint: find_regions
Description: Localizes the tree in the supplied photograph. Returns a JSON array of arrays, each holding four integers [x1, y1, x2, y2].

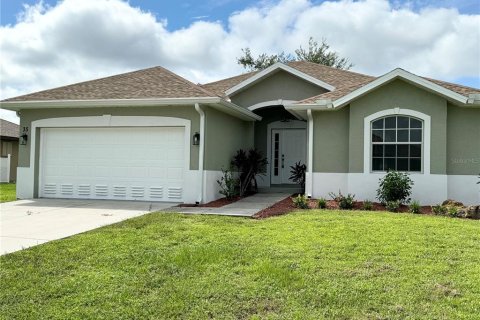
[[237, 37, 353, 71]]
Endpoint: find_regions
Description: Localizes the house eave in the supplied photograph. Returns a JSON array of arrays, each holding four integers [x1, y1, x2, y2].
[[0, 97, 262, 121]]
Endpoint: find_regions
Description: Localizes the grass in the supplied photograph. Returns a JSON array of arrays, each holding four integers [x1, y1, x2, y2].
[[0, 183, 16, 202], [1, 210, 479, 319]]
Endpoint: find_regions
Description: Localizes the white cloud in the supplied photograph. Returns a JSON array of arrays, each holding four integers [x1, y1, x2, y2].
[[1, 0, 479, 124]]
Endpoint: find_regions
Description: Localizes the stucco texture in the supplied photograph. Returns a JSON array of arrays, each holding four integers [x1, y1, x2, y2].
[[230, 70, 326, 108], [348, 79, 448, 174]]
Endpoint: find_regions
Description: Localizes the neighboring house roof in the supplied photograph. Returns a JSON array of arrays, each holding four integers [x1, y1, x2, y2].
[[0, 119, 19, 138], [2, 66, 219, 102]]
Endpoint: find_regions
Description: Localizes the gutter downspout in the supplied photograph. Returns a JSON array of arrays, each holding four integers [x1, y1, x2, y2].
[[195, 103, 205, 204], [307, 109, 314, 198]]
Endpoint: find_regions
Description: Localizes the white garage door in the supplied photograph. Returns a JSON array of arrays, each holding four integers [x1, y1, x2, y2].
[[39, 127, 186, 202]]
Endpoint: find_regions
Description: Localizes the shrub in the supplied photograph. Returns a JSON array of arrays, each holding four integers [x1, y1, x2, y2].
[[448, 206, 458, 217], [409, 200, 421, 214], [292, 194, 309, 209], [317, 198, 327, 209], [231, 149, 268, 197], [432, 204, 448, 215], [386, 200, 401, 212], [289, 162, 307, 192], [329, 191, 355, 210], [377, 171, 414, 204], [362, 200, 373, 211], [217, 168, 238, 200]]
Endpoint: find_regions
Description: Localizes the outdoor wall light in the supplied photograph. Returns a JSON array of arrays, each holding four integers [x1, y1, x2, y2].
[[20, 133, 28, 145], [193, 132, 200, 145]]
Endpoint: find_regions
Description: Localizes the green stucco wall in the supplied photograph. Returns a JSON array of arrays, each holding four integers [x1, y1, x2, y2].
[[18, 106, 201, 171], [348, 79, 448, 174], [230, 70, 327, 108], [312, 107, 350, 172], [447, 103, 480, 175], [204, 106, 254, 171]]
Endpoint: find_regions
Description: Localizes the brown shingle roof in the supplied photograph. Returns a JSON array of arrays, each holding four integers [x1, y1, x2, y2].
[[0, 119, 19, 138], [3, 66, 218, 102], [201, 61, 479, 104]]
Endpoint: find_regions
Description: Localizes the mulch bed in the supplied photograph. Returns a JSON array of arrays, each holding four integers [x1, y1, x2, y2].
[[253, 196, 295, 219], [179, 196, 243, 208], [254, 195, 434, 219]]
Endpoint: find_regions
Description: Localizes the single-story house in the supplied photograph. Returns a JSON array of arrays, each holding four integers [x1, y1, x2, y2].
[[1, 62, 479, 204], [0, 119, 20, 183]]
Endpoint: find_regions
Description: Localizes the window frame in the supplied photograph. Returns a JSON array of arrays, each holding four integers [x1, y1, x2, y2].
[[363, 108, 431, 175], [370, 115, 423, 173]]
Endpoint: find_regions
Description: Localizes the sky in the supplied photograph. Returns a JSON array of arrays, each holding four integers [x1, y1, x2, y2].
[[0, 0, 479, 123]]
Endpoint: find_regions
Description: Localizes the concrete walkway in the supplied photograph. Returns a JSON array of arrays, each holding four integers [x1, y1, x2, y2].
[[0, 199, 174, 255], [174, 193, 289, 217]]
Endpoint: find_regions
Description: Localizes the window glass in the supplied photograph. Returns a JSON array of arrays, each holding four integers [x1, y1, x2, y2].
[[371, 115, 423, 172]]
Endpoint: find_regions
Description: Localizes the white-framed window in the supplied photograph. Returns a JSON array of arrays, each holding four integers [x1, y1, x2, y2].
[[363, 108, 431, 174], [371, 115, 423, 172]]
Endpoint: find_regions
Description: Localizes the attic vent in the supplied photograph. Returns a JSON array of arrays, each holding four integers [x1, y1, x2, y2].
[[149, 187, 163, 199]]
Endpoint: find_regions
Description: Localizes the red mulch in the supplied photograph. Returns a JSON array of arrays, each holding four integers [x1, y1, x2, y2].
[[254, 196, 434, 219], [179, 196, 242, 208], [253, 196, 295, 219]]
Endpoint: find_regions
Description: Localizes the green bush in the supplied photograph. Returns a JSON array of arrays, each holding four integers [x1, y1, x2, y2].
[[377, 171, 414, 204], [217, 168, 238, 200], [329, 191, 355, 210], [292, 194, 309, 209], [409, 200, 421, 214], [362, 200, 373, 211], [386, 200, 401, 212], [448, 206, 458, 217], [317, 198, 327, 209], [432, 205, 448, 215]]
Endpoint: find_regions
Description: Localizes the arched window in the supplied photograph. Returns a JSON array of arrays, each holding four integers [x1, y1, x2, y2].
[[371, 115, 423, 172]]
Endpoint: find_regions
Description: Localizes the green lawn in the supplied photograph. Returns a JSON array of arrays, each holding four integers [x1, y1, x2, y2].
[[0, 183, 16, 202], [1, 210, 479, 319]]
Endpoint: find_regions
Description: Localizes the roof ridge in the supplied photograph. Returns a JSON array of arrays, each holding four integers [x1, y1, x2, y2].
[[423, 76, 480, 91], [151, 65, 220, 97]]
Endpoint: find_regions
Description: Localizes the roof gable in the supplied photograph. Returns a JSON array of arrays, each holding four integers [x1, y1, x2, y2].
[[224, 62, 336, 96]]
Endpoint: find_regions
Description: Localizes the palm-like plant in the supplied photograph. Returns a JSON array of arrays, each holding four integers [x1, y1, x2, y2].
[[289, 162, 307, 192]]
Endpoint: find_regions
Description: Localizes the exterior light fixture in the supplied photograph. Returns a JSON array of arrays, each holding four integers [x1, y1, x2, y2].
[[193, 132, 200, 145], [20, 133, 28, 145]]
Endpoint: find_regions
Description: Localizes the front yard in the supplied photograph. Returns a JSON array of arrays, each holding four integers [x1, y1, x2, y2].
[[0, 183, 16, 203], [1, 210, 479, 319]]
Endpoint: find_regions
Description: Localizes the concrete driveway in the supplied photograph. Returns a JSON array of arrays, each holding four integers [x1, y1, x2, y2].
[[0, 199, 175, 255]]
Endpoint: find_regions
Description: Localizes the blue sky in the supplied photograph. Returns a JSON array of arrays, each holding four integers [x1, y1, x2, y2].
[[2, 0, 479, 28]]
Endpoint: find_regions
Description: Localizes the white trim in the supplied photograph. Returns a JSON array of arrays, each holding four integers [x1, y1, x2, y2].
[[247, 99, 296, 111], [1, 97, 222, 110], [195, 103, 205, 204], [306, 109, 314, 197], [261, 120, 307, 188], [225, 62, 335, 96], [289, 68, 472, 110], [22, 116, 192, 200], [363, 108, 431, 174], [1, 97, 261, 122]]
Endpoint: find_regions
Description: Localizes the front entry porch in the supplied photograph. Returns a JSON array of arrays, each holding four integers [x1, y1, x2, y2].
[[253, 106, 307, 190]]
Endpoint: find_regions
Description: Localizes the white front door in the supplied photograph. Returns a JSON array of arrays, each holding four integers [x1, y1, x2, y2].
[[271, 129, 306, 184]]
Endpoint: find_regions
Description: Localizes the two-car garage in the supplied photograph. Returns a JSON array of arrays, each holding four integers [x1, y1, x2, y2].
[[39, 126, 186, 202]]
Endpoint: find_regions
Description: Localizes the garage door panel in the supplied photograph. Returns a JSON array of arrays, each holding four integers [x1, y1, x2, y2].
[[40, 127, 185, 202]]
